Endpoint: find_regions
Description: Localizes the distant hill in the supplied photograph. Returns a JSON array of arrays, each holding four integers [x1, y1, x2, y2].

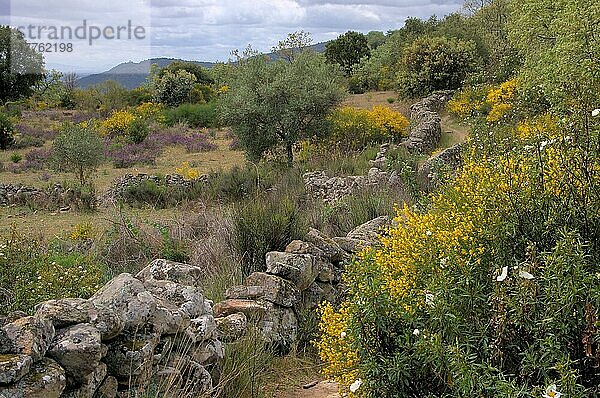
[[77, 58, 216, 89], [77, 42, 329, 89]]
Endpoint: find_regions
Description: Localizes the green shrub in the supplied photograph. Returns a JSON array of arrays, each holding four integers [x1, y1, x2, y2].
[[232, 196, 308, 277], [126, 118, 150, 144], [0, 232, 106, 315], [0, 112, 14, 150], [52, 123, 104, 185], [10, 152, 22, 163], [163, 102, 218, 128]]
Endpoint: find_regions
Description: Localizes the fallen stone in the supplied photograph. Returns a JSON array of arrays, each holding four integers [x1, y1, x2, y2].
[[347, 216, 390, 242]]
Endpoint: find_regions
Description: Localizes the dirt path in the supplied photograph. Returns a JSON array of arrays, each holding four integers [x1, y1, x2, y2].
[[276, 381, 340, 398]]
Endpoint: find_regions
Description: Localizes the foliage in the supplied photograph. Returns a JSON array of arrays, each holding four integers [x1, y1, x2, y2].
[[10, 152, 22, 163], [152, 69, 198, 107], [0, 27, 44, 103], [101, 109, 136, 136], [325, 31, 371, 76], [0, 232, 106, 315], [220, 50, 346, 165], [509, 0, 600, 113], [318, 91, 600, 398], [52, 123, 104, 185], [448, 79, 518, 123], [162, 102, 219, 128], [0, 112, 14, 149], [232, 195, 308, 277], [175, 161, 200, 180], [325, 106, 408, 150], [397, 36, 477, 98], [271, 30, 313, 63], [73, 80, 131, 113]]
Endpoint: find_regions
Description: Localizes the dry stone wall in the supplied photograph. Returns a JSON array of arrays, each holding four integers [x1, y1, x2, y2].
[[404, 90, 453, 154]]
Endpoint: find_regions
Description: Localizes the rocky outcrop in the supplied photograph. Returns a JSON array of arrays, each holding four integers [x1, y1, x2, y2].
[[418, 143, 464, 191], [405, 90, 453, 154], [214, 216, 392, 352], [0, 260, 222, 398]]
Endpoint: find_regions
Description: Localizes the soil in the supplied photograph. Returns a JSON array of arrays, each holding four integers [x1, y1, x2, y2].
[[276, 380, 340, 398]]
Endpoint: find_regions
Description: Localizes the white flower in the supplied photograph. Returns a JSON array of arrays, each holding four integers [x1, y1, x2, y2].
[[425, 293, 435, 307], [524, 145, 535, 151], [413, 328, 420, 336], [496, 266, 509, 282], [340, 331, 347, 338], [543, 383, 562, 398], [439, 257, 448, 269], [592, 109, 600, 117], [426, 230, 432, 236], [518, 269, 535, 280], [350, 379, 363, 393]]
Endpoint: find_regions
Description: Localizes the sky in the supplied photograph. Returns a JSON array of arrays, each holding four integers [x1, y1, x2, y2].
[[2, 0, 463, 74]]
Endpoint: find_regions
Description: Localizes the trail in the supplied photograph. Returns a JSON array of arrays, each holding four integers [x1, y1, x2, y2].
[[277, 381, 340, 398]]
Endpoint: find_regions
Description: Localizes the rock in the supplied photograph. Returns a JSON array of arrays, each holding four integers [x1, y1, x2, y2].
[[418, 143, 464, 191], [215, 313, 247, 341], [0, 313, 27, 328], [0, 358, 66, 398], [315, 259, 336, 283], [47, 324, 102, 383], [305, 228, 350, 263], [265, 252, 317, 291], [0, 316, 55, 361], [89, 273, 152, 339], [190, 339, 224, 365], [0, 354, 32, 385], [226, 273, 300, 307], [136, 259, 204, 287], [150, 296, 191, 335], [152, 367, 183, 395], [285, 240, 326, 258], [143, 280, 206, 319], [35, 299, 97, 328], [213, 299, 267, 319], [259, 303, 298, 353], [332, 237, 372, 254], [61, 362, 106, 398], [104, 331, 159, 384], [347, 216, 390, 242], [180, 315, 218, 344], [93, 375, 117, 398], [185, 361, 213, 395]]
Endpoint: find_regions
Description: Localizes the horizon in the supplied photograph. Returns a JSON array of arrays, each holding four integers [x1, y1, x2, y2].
[[2, 0, 464, 75]]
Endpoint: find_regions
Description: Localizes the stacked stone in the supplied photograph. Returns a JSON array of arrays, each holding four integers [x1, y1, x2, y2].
[[214, 216, 391, 352], [0, 260, 223, 398], [404, 90, 453, 154], [0, 183, 66, 207], [417, 143, 465, 192], [303, 144, 402, 203], [107, 173, 209, 204]]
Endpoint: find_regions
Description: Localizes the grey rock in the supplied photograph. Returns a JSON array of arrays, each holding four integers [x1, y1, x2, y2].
[[136, 259, 204, 287], [226, 273, 300, 307], [93, 375, 117, 398], [143, 280, 206, 319], [305, 228, 350, 263], [0, 354, 32, 385], [0, 316, 55, 362], [61, 362, 106, 398], [35, 299, 96, 328], [47, 324, 102, 383], [0, 358, 66, 398], [265, 252, 317, 291], [104, 331, 159, 383], [347, 216, 390, 242], [213, 299, 268, 319], [332, 237, 372, 254], [215, 313, 247, 341]]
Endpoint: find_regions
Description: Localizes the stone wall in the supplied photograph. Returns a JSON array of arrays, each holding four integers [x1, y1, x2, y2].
[[0, 260, 222, 398], [105, 173, 209, 204], [417, 143, 464, 192], [404, 90, 453, 154], [213, 216, 392, 352], [0, 183, 70, 208]]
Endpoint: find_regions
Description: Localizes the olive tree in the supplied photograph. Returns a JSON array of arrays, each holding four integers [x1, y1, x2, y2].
[[220, 50, 346, 166], [325, 31, 371, 75], [52, 124, 103, 186]]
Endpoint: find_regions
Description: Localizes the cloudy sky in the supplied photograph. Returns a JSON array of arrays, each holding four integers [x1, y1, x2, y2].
[[3, 0, 463, 74]]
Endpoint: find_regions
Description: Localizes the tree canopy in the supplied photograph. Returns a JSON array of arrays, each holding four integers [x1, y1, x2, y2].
[[325, 31, 371, 76]]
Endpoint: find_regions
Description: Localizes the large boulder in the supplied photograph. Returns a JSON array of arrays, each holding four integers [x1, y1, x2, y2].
[[265, 252, 317, 291], [226, 273, 300, 307], [34, 299, 97, 329], [136, 259, 204, 287], [0, 316, 55, 362], [0, 358, 66, 398], [89, 274, 154, 340], [0, 354, 32, 385], [47, 324, 102, 384]]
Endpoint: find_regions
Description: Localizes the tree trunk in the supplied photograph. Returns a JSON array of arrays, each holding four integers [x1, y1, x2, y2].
[[286, 142, 294, 167]]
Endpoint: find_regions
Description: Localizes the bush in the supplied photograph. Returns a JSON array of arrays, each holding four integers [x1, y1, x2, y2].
[[232, 196, 308, 277], [397, 36, 477, 98], [101, 109, 136, 137], [0, 112, 14, 149], [10, 152, 22, 163], [163, 102, 219, 128], [52, 123, 104, 185], [125, 118, 150, 144], [0, 232, 106, 315]]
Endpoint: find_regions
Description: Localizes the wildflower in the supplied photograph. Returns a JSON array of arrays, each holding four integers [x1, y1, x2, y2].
[[543, 384, 562, 398], [340, 331, 347, 338], [496, 266, 508, 282], [425, 293, 435, 307], [350, 379, 363, 393], [439, 257, 448, 269], [591, 109, 600, 117], [425, 230, 433, 236], [413, 328, 420, 336], [518, 269, 534, 280]]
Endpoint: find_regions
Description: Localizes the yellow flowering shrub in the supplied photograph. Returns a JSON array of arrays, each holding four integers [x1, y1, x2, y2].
[[176, 161, 200, 180], [318, 111, 600, 395], [133, 102, 164, 120], [101, 109, 136, 137], [486, 79, 517, 122], [69, 223, 95, 241], [368, 106, 409, 137], [448, 79, 518, 122], [447, 85, 488, 118]]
